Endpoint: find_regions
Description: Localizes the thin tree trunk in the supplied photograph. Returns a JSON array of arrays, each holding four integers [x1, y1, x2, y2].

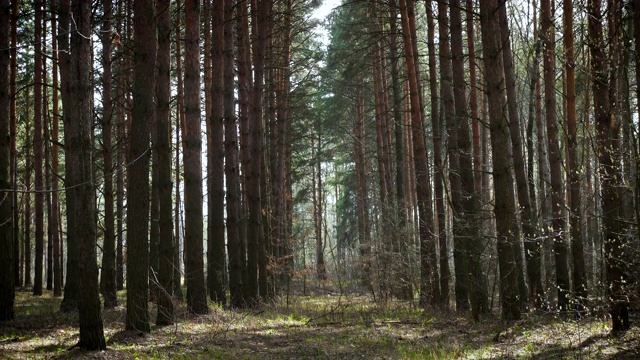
[[237, 0, 255, 303], [249, 0, 269, 300], [208, 0, 226, 306], [174, 0, 184, 301], [225, 0, 244, 308], [525, 0, 544, 308], [33, 0, 44, 297], [50, 0, 62, 297], [353, 73, 371, 290], [563, 0, 587, 308], [425, 1, 448, 307], [541, 0, 570, 311], [44, 48, 52, 292], [389, 0, 411, 301], [99, 0, 117, 308], [155, 0, 174, 325]]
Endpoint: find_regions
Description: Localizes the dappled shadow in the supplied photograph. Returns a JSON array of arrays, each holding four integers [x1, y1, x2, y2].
[[3, 292, 640, 359]]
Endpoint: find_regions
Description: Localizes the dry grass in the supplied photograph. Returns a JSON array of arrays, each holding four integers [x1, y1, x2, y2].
[[1, 289, 639, 359]]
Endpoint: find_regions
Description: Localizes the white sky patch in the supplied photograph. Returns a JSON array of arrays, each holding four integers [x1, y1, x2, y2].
[[311, 0, 342, 47]]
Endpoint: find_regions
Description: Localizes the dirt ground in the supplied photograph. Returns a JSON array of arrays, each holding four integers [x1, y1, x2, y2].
[[1, 289, 639, 359]]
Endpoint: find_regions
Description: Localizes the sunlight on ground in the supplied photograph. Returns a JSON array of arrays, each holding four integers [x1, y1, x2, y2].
[[0, 289, 639, 359]]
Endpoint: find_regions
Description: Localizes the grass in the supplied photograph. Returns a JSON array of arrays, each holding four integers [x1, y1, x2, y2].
[[0, 288, 639, 359]]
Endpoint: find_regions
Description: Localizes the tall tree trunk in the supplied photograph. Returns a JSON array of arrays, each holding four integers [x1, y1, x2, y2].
[[237, 0, 255, 304], [525, 0, 544, 308], [563, 0, 587, 308], [438, 1, 469, 311], [184, 0, 208, 315], [369, 0, 392, 296], [225, 0, 244, 308], [273, 0, 293, 291], [50, 0, 62, 297], [100, 0, 117, 308], [541, 0, 570, 311], [208, 0, 227, 306], [425, 0, 449, 307], [466, 0, 482, 211], [66, 0, 107, 349], [497, 1, 532, 307], [59, 0, 79, 312], [478, 0, 521, 321], [115, 0, 125, 293], [389, 0, 411, 301], [33, 0, 44, 297], [125, 0, 156, 333], [0, 0, 14, 322], [250, 0, 269, 300], [399, 0, 436, 307], [173, 0, 184, 301], [44, 48, 52, 292], [10, 0, 18, 289], [353, 73, 371, 290], [451, 0, 488, 319], [589, 0, 629, 333], [155, 0, 174, 325]]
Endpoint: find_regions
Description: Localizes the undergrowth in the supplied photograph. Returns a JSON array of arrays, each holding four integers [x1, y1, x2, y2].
[[0, 289, 638, 359]]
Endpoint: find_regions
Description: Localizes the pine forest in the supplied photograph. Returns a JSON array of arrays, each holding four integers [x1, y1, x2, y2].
[[1, 0, 640, 358]]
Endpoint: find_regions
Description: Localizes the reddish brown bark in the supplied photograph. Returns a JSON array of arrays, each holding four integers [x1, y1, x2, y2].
[[478, 0, 521, 321], [33, 0, 44, 297], [541, 0, 570, 310], [400, 0, 436, 307]]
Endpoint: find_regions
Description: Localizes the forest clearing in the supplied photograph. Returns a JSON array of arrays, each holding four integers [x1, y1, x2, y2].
[[2, 289, 639, 359]]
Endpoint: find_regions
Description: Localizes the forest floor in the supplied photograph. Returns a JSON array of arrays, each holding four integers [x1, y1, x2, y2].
[[1, 288, 639, 359]]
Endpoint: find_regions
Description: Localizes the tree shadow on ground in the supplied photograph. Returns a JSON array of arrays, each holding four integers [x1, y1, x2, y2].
[[2, 292, 639, 359]]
